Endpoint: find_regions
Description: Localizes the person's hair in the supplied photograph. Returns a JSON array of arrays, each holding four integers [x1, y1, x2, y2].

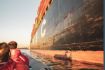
[[0, 42, 10, 62], [8, 41, 17, 49]]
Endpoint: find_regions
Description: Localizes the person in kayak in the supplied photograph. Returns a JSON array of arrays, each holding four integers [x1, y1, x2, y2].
[[0, 42, 16, 70], [8, 41, 29, 70]]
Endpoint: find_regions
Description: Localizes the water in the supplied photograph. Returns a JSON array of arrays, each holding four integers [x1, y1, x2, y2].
[[20, 49, 104, 70], [20, 49, 53, 70], [30, 50, 104, 70]]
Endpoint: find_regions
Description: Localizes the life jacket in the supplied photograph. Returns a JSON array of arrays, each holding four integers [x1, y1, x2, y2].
[[10, 49, 29, 70], [0, 59, 16, 70]]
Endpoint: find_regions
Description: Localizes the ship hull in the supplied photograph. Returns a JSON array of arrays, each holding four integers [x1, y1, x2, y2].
[[30, 0, 103, 50]]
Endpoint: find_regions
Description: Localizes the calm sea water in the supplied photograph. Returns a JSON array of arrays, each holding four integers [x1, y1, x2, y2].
[[20, 49, 104, 70]]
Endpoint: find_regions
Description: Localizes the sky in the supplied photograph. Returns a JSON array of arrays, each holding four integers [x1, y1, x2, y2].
[[0, 0, 40, 48]]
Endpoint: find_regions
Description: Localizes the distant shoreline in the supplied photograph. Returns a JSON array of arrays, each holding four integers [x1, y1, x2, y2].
[[18, 48, 28, 49]]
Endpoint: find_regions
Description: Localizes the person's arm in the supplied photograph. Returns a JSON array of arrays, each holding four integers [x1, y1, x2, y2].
[[19, 54, 29, 66]]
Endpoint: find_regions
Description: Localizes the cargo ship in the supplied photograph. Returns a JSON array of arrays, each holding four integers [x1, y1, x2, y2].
[[30, 0, 103, 50]]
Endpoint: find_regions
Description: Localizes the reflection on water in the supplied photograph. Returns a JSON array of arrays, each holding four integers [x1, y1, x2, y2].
[[30, 50, 104, 70]]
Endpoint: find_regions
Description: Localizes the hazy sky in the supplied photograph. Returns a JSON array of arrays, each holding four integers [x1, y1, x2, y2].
[[0, 0, 40, 47]]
